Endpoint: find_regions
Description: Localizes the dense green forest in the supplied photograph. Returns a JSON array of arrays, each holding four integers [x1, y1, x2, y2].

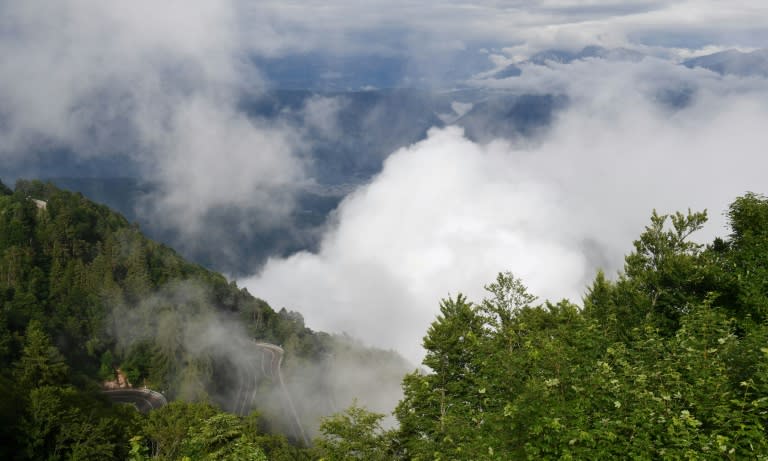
[[2, 178, 768, 459], [0, 179, 403, 460]]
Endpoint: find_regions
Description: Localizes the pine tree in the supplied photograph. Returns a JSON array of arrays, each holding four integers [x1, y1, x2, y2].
[[14, 320, 69, 389]]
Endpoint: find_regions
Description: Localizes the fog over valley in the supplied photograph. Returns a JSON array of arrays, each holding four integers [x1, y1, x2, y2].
[[2, 2, 768, 454], [4, 0, 768, 362]]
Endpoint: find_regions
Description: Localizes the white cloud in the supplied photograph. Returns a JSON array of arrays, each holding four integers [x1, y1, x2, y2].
[[245, 127, 586, 363], [244, 62, 768, 363], [143, 97, 305, 233], [301, 96, 347, 139], [242, 1, 768, 57], [0, 0, 304, 231], [5, 0, 768, 367]]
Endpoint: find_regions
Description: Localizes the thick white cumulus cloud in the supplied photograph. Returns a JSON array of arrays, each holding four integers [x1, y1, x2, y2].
[[246, 127, 587, 362], [244, 70, 768, 363]]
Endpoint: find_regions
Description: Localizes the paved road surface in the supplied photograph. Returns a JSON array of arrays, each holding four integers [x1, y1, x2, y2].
[[102, 340, 308, 445], [232, 340, 309, 446], [102, 388, 167, 413]]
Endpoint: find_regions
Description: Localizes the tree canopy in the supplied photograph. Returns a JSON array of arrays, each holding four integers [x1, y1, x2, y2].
[[0, 180, 402, 459], [325, 196, 768, 460], [3, 179, 768, 459]]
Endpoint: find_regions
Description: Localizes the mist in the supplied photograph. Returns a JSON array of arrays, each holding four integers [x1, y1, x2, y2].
[[244, 1, 768, 56], [109, 280, 408, 438], [5, 0, 768, 422], [244, 58, 768, 364], [0, 1, 307, 238]]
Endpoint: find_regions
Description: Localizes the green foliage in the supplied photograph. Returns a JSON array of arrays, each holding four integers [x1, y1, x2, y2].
[[99, 349, 116, 381], [397, 275, 558, 459], [480, 271, 537, 330], [5, 180, 768, 459], [720, 192, 768, 321], [14, 320, 69, 388], [181, 413, 267, 460], [129, 435, 151, 461], [395, 197, 768, 459], [17, 384, 141, 460], [314, 401, 393, 461], [142, 401, 219, 459], [0, 179, 12, 196], [622, 209, 708, 334], [728, 192, 768, 244], [0, 181, 330, 458], [139, 401, 269, 460]]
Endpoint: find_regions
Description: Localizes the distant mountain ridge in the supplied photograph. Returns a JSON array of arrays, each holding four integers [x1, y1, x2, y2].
[[492, 46, 768, 80], [683, 48, 768, 77], [492, 45, 646, 79]]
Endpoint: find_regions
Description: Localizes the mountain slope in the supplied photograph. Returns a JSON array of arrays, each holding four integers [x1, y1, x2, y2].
[[0, 179, 409, 457], [683, 48, 768, 77]]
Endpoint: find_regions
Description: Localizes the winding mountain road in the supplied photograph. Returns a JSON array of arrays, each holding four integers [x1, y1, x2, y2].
[[232, 340, 310, 446], [101, 340, 308, 445], [102, 388, 167, 413]]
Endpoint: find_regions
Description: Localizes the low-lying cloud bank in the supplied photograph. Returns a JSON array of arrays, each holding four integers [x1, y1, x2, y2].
[[5, 1, 768, 367], [244, 60, 768, 363], [4, 1, 768, 248], [0, 1, 306, 236]]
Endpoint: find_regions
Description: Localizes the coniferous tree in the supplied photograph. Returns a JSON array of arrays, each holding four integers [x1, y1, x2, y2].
[[14, 320, 69, 389]]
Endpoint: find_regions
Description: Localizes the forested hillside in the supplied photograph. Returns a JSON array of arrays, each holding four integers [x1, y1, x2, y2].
[[0, 179, 406, 460], [3, 178, 768, 460]]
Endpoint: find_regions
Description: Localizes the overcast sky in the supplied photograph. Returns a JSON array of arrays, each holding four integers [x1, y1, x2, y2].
[[243, 1, 768, 56], [3, 1, 768, 364]]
